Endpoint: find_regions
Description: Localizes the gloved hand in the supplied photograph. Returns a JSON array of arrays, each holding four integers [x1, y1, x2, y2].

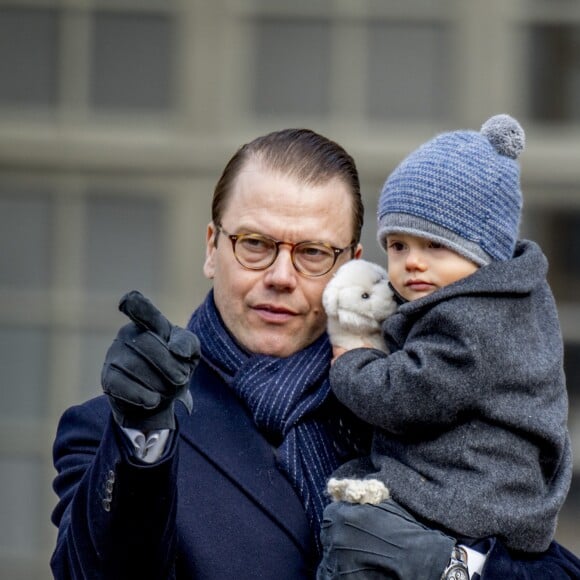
[[101, 290, 200, 431]]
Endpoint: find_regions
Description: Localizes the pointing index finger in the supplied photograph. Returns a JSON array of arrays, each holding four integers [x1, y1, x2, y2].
[[118, 290, 172, 341]]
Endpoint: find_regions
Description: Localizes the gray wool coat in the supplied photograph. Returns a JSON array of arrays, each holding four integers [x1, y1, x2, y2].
[[330, 240, 572, 552]]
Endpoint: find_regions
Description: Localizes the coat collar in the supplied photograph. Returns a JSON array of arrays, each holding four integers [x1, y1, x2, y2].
[[176, 362, 313, 557]]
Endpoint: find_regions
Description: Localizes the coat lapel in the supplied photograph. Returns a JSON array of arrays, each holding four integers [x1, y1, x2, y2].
[[176, 363, 312, 555]]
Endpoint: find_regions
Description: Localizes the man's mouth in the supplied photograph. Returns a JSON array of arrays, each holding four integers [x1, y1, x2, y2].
[[253, 304, 297, 323]]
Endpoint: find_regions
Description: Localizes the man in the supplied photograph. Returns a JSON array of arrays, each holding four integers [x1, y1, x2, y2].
[[51, 129, 366, 579], [51, 128, 580, 579]]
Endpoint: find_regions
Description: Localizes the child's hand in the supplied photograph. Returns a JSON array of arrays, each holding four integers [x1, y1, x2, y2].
[[331, 342, 376, 364], [331, 345, 347, 364]]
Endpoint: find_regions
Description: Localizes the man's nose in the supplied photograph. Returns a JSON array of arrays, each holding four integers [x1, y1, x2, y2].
[[263, 247, 298, 288]]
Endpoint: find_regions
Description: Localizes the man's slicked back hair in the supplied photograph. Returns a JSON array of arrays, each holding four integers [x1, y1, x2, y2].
[[211, 128, 364, 243]]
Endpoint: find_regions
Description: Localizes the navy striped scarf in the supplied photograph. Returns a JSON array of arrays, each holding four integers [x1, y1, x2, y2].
[[187, 291, 364, 552]]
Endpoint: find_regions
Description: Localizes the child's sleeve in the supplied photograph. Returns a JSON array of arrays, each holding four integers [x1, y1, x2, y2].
[[329, 311, 479, 435]]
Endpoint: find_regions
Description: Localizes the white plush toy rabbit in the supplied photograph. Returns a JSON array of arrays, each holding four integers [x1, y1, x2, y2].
[[322, 259, 396, 352], [323, 259, 397, 505]]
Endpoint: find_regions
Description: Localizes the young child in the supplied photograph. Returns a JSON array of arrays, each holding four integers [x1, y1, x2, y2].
[[318, 115, 573, 580]]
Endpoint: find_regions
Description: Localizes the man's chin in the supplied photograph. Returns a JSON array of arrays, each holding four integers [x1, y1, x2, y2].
[[245, 332, 320, 358]]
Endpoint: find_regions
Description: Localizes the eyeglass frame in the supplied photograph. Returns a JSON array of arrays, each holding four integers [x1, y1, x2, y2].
[[215, 225, 356, 278]]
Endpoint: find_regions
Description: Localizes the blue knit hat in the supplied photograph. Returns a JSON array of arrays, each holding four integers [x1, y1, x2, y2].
[[377, 114, 525, 265]]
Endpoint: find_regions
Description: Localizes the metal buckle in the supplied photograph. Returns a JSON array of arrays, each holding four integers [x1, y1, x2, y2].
[[441, 546, 469, 580]]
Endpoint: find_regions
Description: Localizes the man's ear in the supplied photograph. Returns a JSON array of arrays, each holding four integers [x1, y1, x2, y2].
[[203, 222, 217, 279], [353, 243, 363, 260]]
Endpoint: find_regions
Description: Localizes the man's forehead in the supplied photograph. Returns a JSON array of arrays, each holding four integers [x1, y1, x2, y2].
[[221, 175, 351, 237]]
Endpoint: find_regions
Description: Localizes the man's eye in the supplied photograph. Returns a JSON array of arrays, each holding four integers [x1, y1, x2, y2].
[[302, 247, 324, 257], [240, 237, 271, 252], [298, 245, 333, 261]]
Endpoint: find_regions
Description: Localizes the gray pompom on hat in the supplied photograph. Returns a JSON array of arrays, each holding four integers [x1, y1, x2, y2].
[[377, 114, 525, 265]]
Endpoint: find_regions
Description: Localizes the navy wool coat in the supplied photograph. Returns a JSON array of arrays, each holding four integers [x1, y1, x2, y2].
[[51, 361, 317, 579]]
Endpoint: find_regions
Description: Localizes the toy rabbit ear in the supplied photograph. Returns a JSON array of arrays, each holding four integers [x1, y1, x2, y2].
[[322, 284, 339, 316], [370, 263, 388, 281]]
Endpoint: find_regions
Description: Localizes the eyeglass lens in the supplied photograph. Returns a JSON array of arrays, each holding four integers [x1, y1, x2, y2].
[[234, 235, 338, 276]]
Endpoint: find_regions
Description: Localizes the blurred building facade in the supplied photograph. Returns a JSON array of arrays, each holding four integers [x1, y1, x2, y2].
[[0, 0, 579, 577]]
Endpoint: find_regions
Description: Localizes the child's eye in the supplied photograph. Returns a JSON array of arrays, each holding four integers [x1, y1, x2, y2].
[[429, 241, 444, 249], [388, 241, 405, 251]]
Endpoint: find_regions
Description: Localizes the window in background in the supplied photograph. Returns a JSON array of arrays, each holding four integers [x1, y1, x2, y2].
[[252, 18, 331, 117], [0, 7, 58, 106], [540, 207, 580, 302], [85, 194, 166, 297], [91, 11, 174, 111], [0, 327, 50, 419], [367, 21, 452, 121], [0, 459, 43, 553], [0, 193, 53, 289], [565, 343, 580, 399], [529, 24, 580, 122]]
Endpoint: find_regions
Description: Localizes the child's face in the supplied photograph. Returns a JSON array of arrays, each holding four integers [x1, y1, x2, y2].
[[386, 233, 479, 301]]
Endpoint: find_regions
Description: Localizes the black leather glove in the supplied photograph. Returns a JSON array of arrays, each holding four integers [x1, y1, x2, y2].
[[101, 290, 200, 431]]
